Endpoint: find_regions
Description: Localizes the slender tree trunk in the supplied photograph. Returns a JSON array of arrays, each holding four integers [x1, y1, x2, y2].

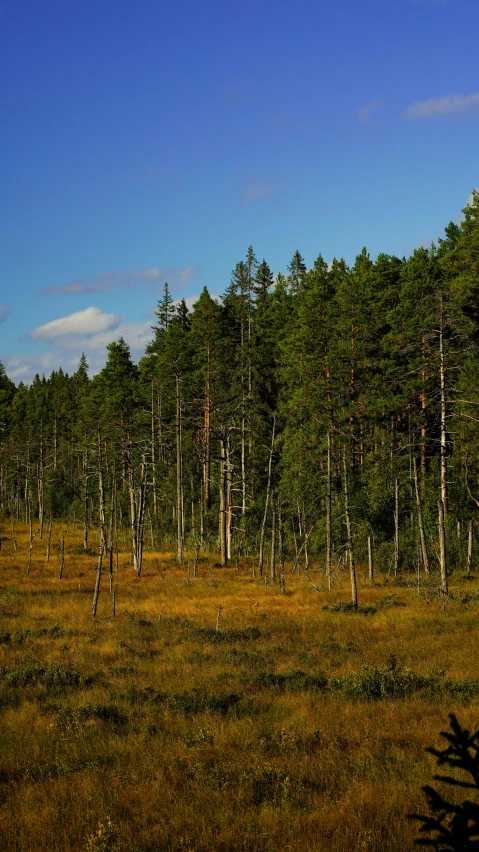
[[226, 435, 232, 562], [38, 427, 44, 539], [439, 294, 448, 516], [92, 540, 103, 617], [83, 449, 89, 550], [176, 373, 184, 565], [97, 428, 107, 553], [59, 534, 64, 579], [258, 417, 275, 576], [438, 498, 448, 596], [326, 431, 332, 590], [413, 456, 430, 575], [151, 381, 157, 518], [205, 353, 211, 510], [467, 520, 473, 578], [270, 499, 276, 580], [219, 435, 227, 566], [394, 478, 399, 576], [342, 446, 357, 608], [278, 498, 285, 594]]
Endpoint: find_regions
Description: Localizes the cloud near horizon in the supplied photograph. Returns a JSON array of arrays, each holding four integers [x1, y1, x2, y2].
[[403, 92, 479, 119], [43, 265, 201, 296]]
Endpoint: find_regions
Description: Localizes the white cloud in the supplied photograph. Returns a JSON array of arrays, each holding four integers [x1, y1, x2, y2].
[[0, 305, 10, 326], [2, 351, 80, 383], [43, 265, 201, 296], [242, 183, 274, 204], [403, 92, 479, 119], [357, 99, 384, 121], [30, 307, 122, 342]]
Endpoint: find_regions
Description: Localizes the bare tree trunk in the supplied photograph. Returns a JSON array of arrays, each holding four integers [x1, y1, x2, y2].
[[278, 498, 285, 594], [438, 498, 448, 596], [97, 428, 107, 553], [439, 293, 448, 515], [270, 499, 276, 580], [394, 478, 399, 576], [467, 520, 473, 578], [258, 417, 275, 577], [326, 431, 332, 590], [59, 534, 64, 579], [38, 427, 44, 539], [27, 514, 33, 574], [226, 435, 232, 562], [205, 353, 211, 510], [413, 456, 430, 575], [342, 446, 357, 608], [92, 541, 103, 617], [151, 381, 157, 518], [176, 374, 184, 565], [83, 449, 89, 550], [219, 435, 227, 566]]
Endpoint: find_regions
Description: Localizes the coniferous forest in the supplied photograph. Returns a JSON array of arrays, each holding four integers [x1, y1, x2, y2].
[[1, 197, 479, 852], [2, 193, 479, 589]]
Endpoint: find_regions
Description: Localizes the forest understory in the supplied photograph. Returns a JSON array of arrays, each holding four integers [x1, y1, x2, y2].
[[0, 523, 478, 852]]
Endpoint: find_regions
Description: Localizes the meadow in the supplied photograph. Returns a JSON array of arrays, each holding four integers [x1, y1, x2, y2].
[[0, 522, 478, 851]]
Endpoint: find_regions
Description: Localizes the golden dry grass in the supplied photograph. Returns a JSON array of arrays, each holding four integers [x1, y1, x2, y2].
[[0, 521, 478, 851]]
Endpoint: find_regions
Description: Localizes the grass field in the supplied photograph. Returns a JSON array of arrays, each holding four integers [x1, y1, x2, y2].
[[0, 522, 478, 851]]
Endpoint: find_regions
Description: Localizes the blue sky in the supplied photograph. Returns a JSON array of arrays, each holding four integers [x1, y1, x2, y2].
[[1, 0, 478, 382]]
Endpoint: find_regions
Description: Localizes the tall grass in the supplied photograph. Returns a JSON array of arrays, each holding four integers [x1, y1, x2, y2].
[[0, 521, 478, 850]]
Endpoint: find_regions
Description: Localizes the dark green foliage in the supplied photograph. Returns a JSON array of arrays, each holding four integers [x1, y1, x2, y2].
[[0, 663, 90, 688], [410, 714, 479, 850], [125, 686, 244, 716]]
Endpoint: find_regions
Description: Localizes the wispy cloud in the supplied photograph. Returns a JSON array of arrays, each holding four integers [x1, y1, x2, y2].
[[403, 92, 479, 119], [242, 182, 274, 205], [357, 99, 384, 121], [43, 265, 201, 296], [0, 305, 11, 326]]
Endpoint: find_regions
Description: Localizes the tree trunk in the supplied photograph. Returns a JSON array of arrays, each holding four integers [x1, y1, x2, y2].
[[219, 435, 227, 566], [342, 446, 357, 608], [270, 499, 276, 580], [467, 520, 473, 579], [394, 478, 399, 576], [83, 449, 89, 550], [97, 428, 107, 553], [326, 431, 332, 591], [258, 417, 275, 576], [439, 293, 448, 515], [226, 435, 232, 562], [92, 540, 103, 617], [413, 456, 430, 575], [59, 534, 64, 579], [438, 498, 448, 596], [176, 373, 184, 565], [278, 498, 285, 594]]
